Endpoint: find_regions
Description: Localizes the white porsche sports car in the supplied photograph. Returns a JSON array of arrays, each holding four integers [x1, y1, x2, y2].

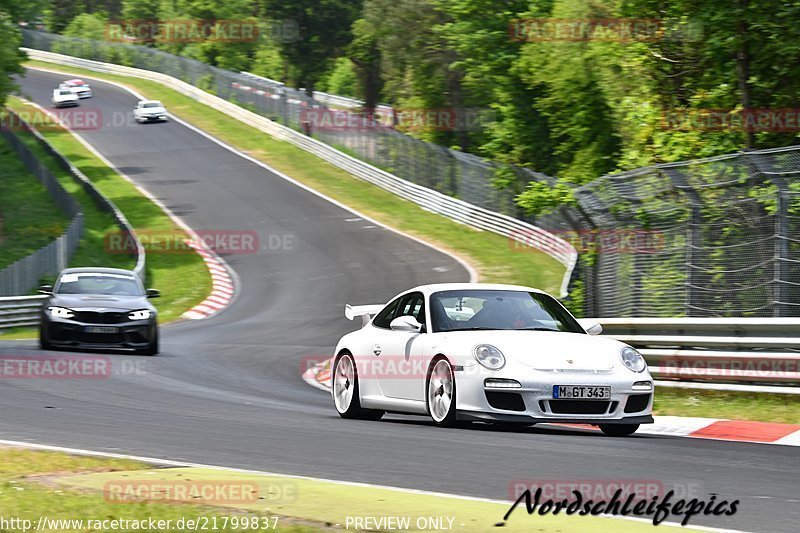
[[332, 283, 654, 436]]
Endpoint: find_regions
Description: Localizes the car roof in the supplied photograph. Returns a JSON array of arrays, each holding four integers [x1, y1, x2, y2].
[[140, 100, 162, 105], [58, 267, 138, 277], [65, 79, 85, 84]]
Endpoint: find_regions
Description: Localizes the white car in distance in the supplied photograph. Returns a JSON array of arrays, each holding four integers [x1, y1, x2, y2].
[[51, 88, 79, 108], [332, 283, 654, 436], [59, 79, 92, 98], [133, 100, 168, 123]]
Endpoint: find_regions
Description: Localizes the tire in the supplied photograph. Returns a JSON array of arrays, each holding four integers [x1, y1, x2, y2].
[[332, 352, 384, 420], [38, 327, 52, 351], [426, 356, 458, 427], [599, 423, 639, 437], [138, 331, 159, 356]]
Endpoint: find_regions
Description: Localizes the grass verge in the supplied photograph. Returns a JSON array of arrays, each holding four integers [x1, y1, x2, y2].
[[653, 388, 800, 424], [21, 60, 567, 294], [2, 446, 690, 532], [4, 97, 210, 325], [0, 135, 69, 270]]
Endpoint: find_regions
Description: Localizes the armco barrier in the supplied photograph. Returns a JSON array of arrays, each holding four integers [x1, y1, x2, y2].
[[23, 48, 578, 297], [0, 114, 83, 296], [0, 295, 49, 329]]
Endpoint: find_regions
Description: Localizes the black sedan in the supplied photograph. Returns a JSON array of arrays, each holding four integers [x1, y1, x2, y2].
[[39, 268, 160, 355]]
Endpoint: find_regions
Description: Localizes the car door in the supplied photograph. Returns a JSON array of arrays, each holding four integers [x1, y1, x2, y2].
[[370, 292, 427, 401]]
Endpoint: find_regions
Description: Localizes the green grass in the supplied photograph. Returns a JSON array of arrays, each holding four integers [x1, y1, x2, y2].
[[22, 60, 566, 293], [4, 97, 211, 324], [0, 448, 316, 532], [2, 447, 690, 533], [0, 137, 69, 270], [653, 388, 800, 424]]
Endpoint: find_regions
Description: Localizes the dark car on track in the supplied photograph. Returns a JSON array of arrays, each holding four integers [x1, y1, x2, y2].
[[38, 267, 160, 355]]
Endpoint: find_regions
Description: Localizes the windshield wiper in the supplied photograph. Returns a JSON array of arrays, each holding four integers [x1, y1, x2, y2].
[[517, 327, 560, 332]]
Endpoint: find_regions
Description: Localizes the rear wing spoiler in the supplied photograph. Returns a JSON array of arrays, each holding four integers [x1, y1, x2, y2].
[[345, 304, 383, 326]]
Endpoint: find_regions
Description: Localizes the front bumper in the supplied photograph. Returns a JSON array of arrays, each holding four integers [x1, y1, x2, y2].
[[75, 90, 92, 98], [42, 315, 156, 352], [138, 114, 167, 121], [455, 364, 654, 425], [53, 100, 79, 108]]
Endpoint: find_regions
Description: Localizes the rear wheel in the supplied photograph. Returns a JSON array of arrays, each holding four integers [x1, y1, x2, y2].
[[599, 423, 639, 436], [426, 357, 458, 427], [333, 352, 384, 420]]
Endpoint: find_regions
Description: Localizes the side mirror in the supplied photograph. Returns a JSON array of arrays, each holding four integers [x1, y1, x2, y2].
[[578, 319, 603, 336], [146, 288, 160, 298], [390, 315, 422, 333], [38, 284, 53, 295]]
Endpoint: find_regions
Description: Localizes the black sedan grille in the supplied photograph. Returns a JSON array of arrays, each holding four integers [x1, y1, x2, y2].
[[73, 311, 128, 324]]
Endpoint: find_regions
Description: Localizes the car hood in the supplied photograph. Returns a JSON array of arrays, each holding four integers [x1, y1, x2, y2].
[[140, 107, 166, 114], [48, 294, 153, 312], [433, 330, 626, 371], [54, 93, 78, 100]]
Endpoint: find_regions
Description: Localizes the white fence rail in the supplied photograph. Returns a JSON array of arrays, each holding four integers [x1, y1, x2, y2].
[[0, 295, 48, 329], [25, 48, 578, 297]]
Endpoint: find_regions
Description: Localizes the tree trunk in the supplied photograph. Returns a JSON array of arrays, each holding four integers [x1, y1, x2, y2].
[[736, 0, 754, 148]]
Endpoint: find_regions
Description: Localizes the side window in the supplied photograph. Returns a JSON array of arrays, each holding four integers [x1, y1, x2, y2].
[[372, 297, 403, 329], [397, 292, 425, 323]]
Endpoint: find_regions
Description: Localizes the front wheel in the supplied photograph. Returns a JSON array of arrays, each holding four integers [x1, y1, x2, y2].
[[138, 330, 159, 356], [426, 357, 458, 427], [599, 423, 639, 436], [332, 352, 383, 420], [38, 327, 52, 351]]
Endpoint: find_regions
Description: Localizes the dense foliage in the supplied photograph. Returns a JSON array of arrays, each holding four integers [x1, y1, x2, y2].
[[19, 1, 800, 210]]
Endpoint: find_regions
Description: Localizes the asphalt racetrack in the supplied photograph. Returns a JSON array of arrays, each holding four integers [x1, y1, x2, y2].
[[1, 68, 797, 532]]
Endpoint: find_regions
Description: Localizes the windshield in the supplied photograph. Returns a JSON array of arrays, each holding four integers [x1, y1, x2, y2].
[[55, 273, 143, 296], [143, 102, 162, 108], [430, 289, 584, 333], [58, 90, 72, 95]]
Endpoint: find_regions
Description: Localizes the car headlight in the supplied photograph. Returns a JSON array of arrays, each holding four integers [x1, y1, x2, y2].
[[473, 344, 505, 370], [620, 347, 646, 373], [128, 310, 152, 320], [48, 306, 74, 319]]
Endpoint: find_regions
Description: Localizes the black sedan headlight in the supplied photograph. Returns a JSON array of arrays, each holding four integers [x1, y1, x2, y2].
[[48, 306, 75, 319], [128, 310, 152, 320]]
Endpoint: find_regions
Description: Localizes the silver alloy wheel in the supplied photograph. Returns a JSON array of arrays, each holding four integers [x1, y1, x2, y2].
[[428, 359, 454, 423], [334, 354, 355, 414]]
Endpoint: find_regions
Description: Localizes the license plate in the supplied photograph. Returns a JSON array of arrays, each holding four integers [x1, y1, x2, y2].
[[84, 326, 118, 334], [553, 385, 610, 399]]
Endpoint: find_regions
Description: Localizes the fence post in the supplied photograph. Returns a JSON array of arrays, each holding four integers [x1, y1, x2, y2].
[[774, 190, 790, 317]]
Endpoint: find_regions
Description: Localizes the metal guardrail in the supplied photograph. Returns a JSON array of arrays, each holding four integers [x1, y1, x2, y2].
[[23, 48, 578, 297], [0, 295, 48, 329], [0, 115, 83, 296], [597, 318, 800, 389]]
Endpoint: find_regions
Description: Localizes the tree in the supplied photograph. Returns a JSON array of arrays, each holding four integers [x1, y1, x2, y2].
[[261, 0, 361, 96], [0, 1, 25, 108]]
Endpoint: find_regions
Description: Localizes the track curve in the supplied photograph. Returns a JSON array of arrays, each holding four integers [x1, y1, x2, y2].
[[0, 68, 796, 532]]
